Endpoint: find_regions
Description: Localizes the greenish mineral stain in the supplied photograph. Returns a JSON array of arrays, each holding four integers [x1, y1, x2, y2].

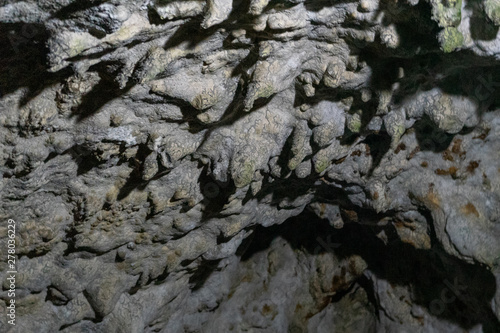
[[485, 0, 500, 25], [432, 0, 462, 27], [347, 114, 362, 133], [234, 161, 255, 188], [439, 27, 464, 53], [314, 155, 330, 173]]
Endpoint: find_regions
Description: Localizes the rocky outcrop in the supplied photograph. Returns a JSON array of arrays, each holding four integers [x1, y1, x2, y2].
[[0, 0, 499, 332]]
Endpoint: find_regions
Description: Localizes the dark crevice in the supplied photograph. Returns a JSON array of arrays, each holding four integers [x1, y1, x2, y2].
[[236, 209, 499, 331]]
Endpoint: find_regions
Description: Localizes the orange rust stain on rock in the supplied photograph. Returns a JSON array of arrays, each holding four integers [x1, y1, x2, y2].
[[473, 128, 490, 141], [407, 146, 420, 160], [449, 166, 459, 178], [450, 138, 467, 159], [461, 203, 479, 217], [334, 157, 346, 164], [393, 220, 416, 231], [261, 304, 272, 316], [342, 209, 358, 222], [365, 145, 371, 156], [435, 166, 458, 178], [425, 190, 441, 209], [466, 161, 480, 173], [395, 143, 406, 154], [451, 139, 463, 154], [319, 203, 326, 218], [442, 150, 454, 161], [409, 184, 440, 210], [421, 161, 428, 168], [351, 150, 362, 157]]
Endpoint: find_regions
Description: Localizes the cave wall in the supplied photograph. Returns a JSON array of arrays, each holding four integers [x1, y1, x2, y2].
[[1, 0, 500, 332]]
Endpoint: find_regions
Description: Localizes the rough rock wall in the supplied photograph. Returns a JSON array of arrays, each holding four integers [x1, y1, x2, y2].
[[0, 0, 500, 332]]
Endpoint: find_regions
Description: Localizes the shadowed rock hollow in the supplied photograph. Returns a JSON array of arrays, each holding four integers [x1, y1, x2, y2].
[[0, 0, 500, 332]]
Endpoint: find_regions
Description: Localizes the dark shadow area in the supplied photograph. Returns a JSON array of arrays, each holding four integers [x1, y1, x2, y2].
[[276, 128, 297, 178], [0, 22, 72, 106], [51, 0, 108, 20], [198, 166, 237, 221], [74, 146, 108, 176], [161, 17, 210, 50], [363, 131, 392, 175], [414, 115, 455, 152], [72, 61, 135, 121], [199, 76, 248, 127], [159, 0, 249, 51], [45, 286, 70, 306], [188, 259, 223, 291], [465, 0, 500, 41], [237, 209, 500, 332], [253, 176, 314, 208], [147, 6, 170, 26], [116, 143, 152, 201]]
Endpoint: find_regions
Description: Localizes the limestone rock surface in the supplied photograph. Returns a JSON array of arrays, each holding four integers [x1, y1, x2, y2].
[[1, 0, 500, 332]]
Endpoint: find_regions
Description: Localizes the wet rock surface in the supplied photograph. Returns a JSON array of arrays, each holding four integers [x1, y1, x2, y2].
[[0, 0, 499, 332]]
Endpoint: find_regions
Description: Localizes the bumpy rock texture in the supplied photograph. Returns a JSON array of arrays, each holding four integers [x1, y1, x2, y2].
[[1, 0, 500, 332]]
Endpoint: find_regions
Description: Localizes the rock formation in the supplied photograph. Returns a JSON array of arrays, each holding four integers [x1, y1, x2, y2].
[[0, 0, 499, 331]]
